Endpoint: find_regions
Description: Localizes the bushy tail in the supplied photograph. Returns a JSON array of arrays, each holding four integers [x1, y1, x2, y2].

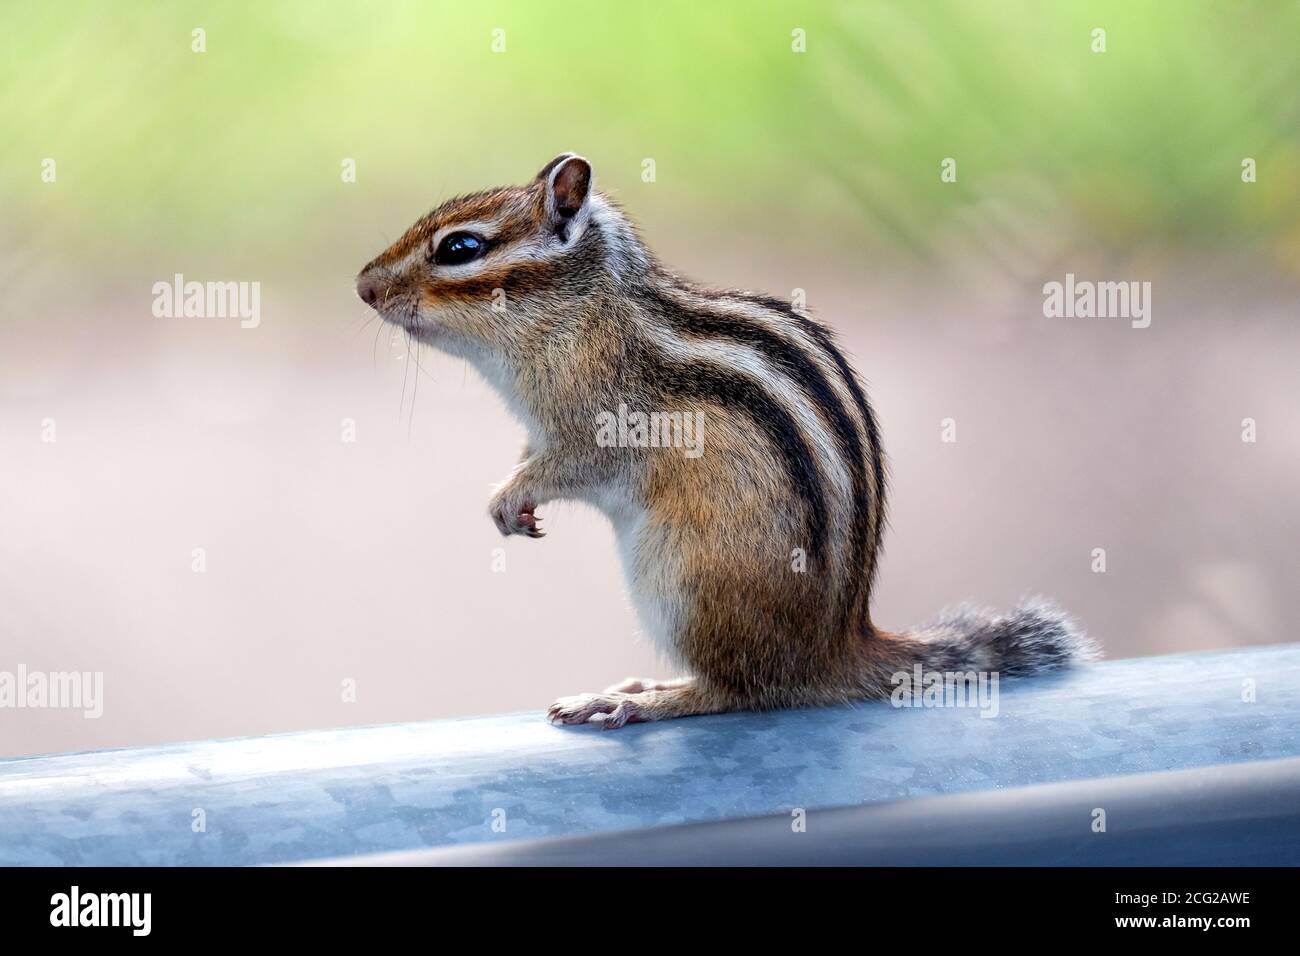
[[865, 597, 1099, 693]]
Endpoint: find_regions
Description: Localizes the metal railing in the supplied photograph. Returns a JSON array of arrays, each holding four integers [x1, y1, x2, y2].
[[2, 644, 1297, 866]]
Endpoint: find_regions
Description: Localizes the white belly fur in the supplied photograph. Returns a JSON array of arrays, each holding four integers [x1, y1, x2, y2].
[[589, 487, 685, 665]]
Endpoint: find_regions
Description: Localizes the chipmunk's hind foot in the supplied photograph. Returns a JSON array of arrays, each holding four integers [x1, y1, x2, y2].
[[547, 681, 717, 730]]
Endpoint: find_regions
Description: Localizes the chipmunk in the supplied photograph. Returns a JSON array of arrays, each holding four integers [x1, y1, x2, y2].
[[356, 152, 1098, 729]]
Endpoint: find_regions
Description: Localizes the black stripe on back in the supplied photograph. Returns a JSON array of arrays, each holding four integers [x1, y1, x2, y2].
[[732, 292, 888, 595], [641, 286, 869, 614], [791, 313, 886, 591], [655, 358, 829, 563]]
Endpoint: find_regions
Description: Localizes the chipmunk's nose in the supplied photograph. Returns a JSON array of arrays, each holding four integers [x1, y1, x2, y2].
[[355, 273, 382, 308]]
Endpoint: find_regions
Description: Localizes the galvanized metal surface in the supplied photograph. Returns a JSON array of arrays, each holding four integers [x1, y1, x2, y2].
[[1, 645, 1296, 865]]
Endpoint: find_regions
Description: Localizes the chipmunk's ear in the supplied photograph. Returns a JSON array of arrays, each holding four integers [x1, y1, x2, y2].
[[536, 152, 578, 181], [541, 153, 592, 221]]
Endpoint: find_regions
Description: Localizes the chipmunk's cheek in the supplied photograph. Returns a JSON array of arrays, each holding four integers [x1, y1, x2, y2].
[[415, 281, 495, 332], [414, 287, 452, 324], [410, 290, 473, 341], [415, 286, 439, 312]]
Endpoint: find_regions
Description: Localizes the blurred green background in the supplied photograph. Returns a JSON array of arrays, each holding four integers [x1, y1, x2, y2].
[[2, 2, 1297, 757], [4, 0, 1298, 280]]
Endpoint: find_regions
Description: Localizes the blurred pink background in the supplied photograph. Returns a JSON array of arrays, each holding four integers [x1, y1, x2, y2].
[[2, 241, 1295, 758]]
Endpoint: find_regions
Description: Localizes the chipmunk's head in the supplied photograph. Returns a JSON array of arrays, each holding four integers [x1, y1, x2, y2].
[[356, 153, 626, 353]]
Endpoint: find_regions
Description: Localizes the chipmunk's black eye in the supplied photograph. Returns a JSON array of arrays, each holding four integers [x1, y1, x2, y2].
[[433, 232, 487, 266]]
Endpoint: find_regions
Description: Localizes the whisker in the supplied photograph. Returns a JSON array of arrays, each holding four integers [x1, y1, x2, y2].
[[407, 330, 419, 440], [348, 311, 380, 340], [398, 328, 412, 426], [408, 339, 436, 383], [371, 318, 386, 372]]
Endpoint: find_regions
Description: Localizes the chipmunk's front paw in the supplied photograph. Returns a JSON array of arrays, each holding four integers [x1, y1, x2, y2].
[[488, 491, 544, 538], [547, 692, 647, 729]]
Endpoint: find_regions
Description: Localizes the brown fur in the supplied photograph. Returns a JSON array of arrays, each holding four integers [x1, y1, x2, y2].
[[356, 153, 1096, 728]]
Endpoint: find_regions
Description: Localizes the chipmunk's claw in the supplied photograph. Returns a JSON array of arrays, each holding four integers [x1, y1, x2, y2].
[[603, 701, 636, 729], [548, 692, 624, 726], [547, 692, 652, 729], [489, 497, 544, 538]]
